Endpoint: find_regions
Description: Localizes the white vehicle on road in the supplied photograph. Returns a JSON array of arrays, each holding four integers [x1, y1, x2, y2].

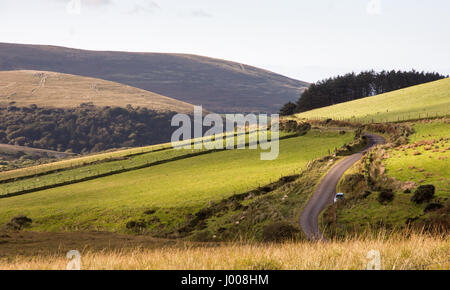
[[334, 192, 345, 203]]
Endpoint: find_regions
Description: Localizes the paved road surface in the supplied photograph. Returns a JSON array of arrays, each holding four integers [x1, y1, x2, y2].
[[300, 134, 386, 240]]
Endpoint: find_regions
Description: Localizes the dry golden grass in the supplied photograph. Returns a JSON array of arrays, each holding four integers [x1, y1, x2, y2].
[[1, 231, 448, 270], [0, 70, 195, 113]]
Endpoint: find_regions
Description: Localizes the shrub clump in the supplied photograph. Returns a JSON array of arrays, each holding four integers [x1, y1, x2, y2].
[[424, 203, 443, 213], [377, 190, 394, 204], [343, 173, 365, 186], [411, 185, 435, 204], [6, 215, 32, 230], [362, 190, 372, 199], [279, 120, 311, 135], [262, 222, 299, 242], [126, 220, 147, 232], [192, 230, 214, 242], [340, 173, 366, 196]]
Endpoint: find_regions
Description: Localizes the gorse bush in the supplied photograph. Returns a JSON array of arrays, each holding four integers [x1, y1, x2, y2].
[[377, 190, 395, 204], [5, 215, 32, 230], [411, 185, 435, 204]]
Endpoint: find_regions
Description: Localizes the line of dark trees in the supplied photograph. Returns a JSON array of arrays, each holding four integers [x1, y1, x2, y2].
[[0, 104, 178, 154], [280, 70, 448, 115]]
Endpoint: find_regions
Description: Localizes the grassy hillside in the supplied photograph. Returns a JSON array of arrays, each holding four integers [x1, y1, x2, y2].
[[0, 142, 172, 182], [295, 78, 450, 123], [324, 119, 449, 236], [0, 130, 281, 183], [0, 143, 76, 172], [0, 43, 309, 113], [0, 146, 206, 196], [384, 120, 449, 197], [0, 70, 194, 113], [0, 130, 354, 233]]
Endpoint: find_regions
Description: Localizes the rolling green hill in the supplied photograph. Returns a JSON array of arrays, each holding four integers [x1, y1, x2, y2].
[[324, 119, 450, 237], [384, 120, 449, 198], [0, 129, 354, 234], [292, 79, 449, 237], [0, 71, 448, 244], [295, 78, 450, 123], [0, 142, 173, 182]]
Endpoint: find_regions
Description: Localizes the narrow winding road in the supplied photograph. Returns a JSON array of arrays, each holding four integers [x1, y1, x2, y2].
[[300, 134, 386, 240]]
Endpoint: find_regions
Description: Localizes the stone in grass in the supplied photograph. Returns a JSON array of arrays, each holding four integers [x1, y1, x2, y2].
[[411, 185, 435, 204], [5, 215, 32, 230]]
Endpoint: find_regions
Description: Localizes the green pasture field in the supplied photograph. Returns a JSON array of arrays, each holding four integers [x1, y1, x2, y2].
[[0, 130, 286, 196], [296, 78, 450, 123], [0, 142, 173, 182], [326, 119, 449, 236], [0, 130, 354, 232], [384, 120, 450, 197]]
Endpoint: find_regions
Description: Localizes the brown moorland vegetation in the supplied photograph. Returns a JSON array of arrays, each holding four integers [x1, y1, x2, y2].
[[0, 230, 448, 270]]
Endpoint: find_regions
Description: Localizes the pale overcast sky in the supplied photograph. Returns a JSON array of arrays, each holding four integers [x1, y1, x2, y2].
[[0, 0, 449, 82]]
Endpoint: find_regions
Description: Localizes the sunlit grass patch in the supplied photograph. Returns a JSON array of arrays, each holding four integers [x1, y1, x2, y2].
[[384, 120, 450, 197], [295, 78, 450, 123], [1, 231, 448, 270], [0, 130, 353, 233]]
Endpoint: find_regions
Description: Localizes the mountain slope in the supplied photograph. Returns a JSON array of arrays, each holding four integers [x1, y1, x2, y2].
[[0, 70, 195, 113], [0, 42, 309, 113], [295, 78, 450, 123]]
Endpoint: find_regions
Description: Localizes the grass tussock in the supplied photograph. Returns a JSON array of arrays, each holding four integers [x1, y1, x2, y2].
[[1, 231, 448, 270]]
